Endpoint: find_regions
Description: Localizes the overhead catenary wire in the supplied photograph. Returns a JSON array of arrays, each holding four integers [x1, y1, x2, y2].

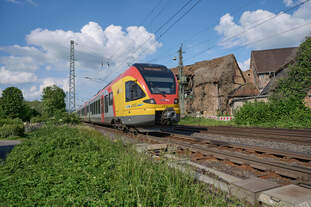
[[139, 0, 165, 29], [109, 0, 197, 65], [146, 0, 258, 63], [181, 21, 311, 66], [130, 0, 202, 65], [184, 0, 311, 62]]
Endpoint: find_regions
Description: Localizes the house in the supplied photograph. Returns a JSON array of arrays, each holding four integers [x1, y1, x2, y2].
[[171, 54, 246, 116], [250, 47, 298, 91], [229, 47, 301, 112]]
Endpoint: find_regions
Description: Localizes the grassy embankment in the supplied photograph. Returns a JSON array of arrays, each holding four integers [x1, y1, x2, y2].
[[0, 125, 250, 206], [179, 116, 235, 127]]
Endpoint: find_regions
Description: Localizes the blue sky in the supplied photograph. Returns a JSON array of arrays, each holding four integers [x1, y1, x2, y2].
[[1, 0, 311, 108]]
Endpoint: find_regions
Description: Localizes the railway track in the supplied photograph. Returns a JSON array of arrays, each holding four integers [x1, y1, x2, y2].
[[88, 123, 311, 186], [160, 125, 311, 145]]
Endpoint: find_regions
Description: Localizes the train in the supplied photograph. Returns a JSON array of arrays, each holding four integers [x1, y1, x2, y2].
[[77, 63, 180, 128]]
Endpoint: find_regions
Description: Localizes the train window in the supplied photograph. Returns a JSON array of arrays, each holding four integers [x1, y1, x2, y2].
[[109, 92, 113, 105], [125, 81, 145, 102], [97, 100, 100, 114], [105, 95, 108, 113], [95, 101, 97, 114], [139, 67, 176, 95], [101, 97, 104, 113]]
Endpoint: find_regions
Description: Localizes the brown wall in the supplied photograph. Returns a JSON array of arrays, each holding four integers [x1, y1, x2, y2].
[[186, 83, 220, 116]]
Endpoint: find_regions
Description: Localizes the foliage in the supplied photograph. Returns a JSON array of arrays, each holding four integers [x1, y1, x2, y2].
[[47, 111, 80, 125], [0, 126, 247, 206], [0, 87, 24, 119], [24, 100, 43, 115], [179, 116, 234, 126], [30, 111, 80, 125], [272, 36, 311, 102], [41, 85, 66, 117], [234, 37, 311, 129], [21, 104, 41, 122], [0, 118, 24, 138]]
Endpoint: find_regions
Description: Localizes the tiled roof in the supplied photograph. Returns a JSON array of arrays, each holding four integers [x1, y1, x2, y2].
[[229, 82, 259, 97], [171, 54, 237, 76], [252, 47, 297, 74]]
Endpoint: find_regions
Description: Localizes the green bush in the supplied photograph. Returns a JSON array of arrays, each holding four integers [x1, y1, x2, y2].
[[30, 116, 46, 123], [0, 118, 24, 138], [0, 126, 245, 206], [47, 111, 80, 125], [30, 112, 80, 125], [234, 100, 311, 128]]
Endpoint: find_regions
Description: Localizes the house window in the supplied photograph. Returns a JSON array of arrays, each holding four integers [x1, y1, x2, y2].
[[125, 81, 145, 102]]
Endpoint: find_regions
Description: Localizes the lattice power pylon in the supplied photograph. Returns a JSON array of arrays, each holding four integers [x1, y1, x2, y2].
[[68, 40, 76, 113]]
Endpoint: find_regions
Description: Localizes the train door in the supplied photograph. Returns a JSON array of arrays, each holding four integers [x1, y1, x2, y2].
[[103, 90, 114, 124], [101, 95, 105, 122]]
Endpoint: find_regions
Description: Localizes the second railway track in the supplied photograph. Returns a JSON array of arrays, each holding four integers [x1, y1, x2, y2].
[[89, 123, 311, 187], [161, 125, 311, 145]]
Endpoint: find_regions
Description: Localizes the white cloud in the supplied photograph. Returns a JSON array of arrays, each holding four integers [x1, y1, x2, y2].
[[238, 58, 250, 71], [0, 66, 37, 84], [23, 78, 69, 100], [215, 2, 311, 50], [23, 22, 160, 72], [7, 0, 20, 3], [284, 0, 294, 6], [0, 22, 161, 101], [0, 56, 39, 71], [6, 0, 37, 5]]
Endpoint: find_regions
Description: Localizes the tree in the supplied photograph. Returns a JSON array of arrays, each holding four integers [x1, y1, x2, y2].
[[272, 36, 311, 103], [42, 85, 66, 117], [1, 87, 24, 119]]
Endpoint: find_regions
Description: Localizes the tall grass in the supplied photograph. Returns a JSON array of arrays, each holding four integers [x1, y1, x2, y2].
[[0, 118, 24, 138], [179, 116, 235, 127], [0, 126, 247, 206]]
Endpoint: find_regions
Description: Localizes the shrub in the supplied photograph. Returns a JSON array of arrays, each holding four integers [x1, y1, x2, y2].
[[0, 126, 242, 206], [30, 112, 80, 125], [0, 118, 24, 138], [234, 100, 311, 128], [30, 116, 47, 123]]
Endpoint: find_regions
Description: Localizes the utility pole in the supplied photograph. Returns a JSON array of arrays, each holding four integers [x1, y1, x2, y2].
[[178, 44, 185, 118], [69, 40, 76, 113]]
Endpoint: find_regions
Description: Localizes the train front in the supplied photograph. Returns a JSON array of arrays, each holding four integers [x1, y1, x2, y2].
[[135, 63, 180, 125]]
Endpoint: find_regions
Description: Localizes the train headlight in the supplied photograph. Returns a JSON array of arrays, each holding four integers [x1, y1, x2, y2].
[[174, 98, 179, 104], [143, 98, 156, 104]]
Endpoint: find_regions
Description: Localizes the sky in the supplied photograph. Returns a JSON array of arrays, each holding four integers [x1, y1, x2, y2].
[[0, 0, 311, 108]]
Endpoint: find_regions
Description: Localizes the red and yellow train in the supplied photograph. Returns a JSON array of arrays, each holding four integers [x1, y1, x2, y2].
[[77, 63, 180, 127]]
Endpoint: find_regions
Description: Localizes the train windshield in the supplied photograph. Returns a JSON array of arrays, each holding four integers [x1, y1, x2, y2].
[[139, 66, 176, 95]]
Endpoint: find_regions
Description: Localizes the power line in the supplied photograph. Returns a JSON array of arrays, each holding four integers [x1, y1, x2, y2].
[[146, 0, 258, 63], [131, 0, 202, 65], [139, 0, 165, 27], [158, 0, 202, 40], [184, 0, 311, 62], [186, 21, 311, 63], [147, 0, 170, 33]]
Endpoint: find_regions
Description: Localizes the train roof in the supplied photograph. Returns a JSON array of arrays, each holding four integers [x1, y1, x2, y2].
[[82, 63, 169, 105]]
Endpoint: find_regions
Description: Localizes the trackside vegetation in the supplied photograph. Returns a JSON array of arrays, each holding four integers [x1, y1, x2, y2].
[[234, 37, 311, 128], [0, 126, 248, 206], [0, 85, 79, 139], [179, 116, 235, 126]]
